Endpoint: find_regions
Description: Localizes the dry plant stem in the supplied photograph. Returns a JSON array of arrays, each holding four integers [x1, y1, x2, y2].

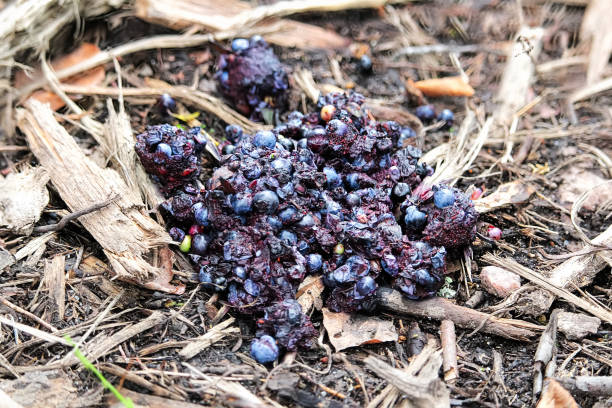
[[376, 287, 539, 340], [554, 376, 612, 396], [570, 76, 612, 103], [395, 43, 507, 57], [533, 310, 559, 402], [0, 315, 69, 346], [182, 362, 269, 408], [440, 320, 458, 383], [0, 297, 57, 333], [517, 224, 612, 316], [99, 363, 185, 400], [17, 100, 184, 294], [43, 254, 65, 320], [178, 318, 239, 359], [483, 254, 612, 324], [32, 195, 118, 233], [59, 84, 266, 134]]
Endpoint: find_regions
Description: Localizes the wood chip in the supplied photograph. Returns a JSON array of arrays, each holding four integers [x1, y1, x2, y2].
[[17, 100, 184, 294], [0, 167, 49, 235], [43, 254, 65, 320], [473, 180, 536, 213], [557, 311, 600, 340], [322, 308, 398, 351], [179, 317, 239, 359]]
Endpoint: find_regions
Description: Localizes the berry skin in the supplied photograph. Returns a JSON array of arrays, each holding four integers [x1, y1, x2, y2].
[[231, 38, 250, 52], [488, 226, 502, 240], [433, 188, 455, 208], [253, 190, 279, 214], [250, 335, 279, 364], [179, 235, 192, 253], [437, 109, 454, 126], [404, 206, 427, 230], [415, 105, 436, 122], [156, 143, 172, 157], [323, 167, 341, 188], [359, 55, 373, 73], [225, 124, 243, 142], [279, 230, 298, 246], [397, 127, 416, 148], [253, 130, 277, 149], [392, 183, 410, 201], [194, 206, 209, 227], [231, 193, 253, 215], [320, 105, 336, 122], [191, 234, 209, 255]]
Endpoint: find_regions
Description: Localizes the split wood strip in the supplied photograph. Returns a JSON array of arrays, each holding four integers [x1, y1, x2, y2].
[[17, 100, 183, 294], [43, 254, 65, 320], [440, 320, 457, 383], [376, 287, 540, 341], [63, 311, 166, 366], [135, 0, 349, 49], [179, 317, 239, 359], [483, 254, 612, 325]]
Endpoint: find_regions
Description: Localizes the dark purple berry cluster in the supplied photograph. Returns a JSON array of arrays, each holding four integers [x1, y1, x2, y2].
[[136, 91, 476, 363], [215, 36, 289, 121]]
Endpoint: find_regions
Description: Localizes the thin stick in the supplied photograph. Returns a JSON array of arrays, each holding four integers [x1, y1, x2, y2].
[[33, 194, 119, 233], [0, 315, 69, 345], [440, 320, 458, 383], [0, 297, 58, 332]]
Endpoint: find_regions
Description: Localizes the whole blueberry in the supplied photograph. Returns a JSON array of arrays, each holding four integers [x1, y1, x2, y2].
[[250, 335, 279, 364], [392, 183, 410, 201], [231, 193, 253, 215], [279, 230, 297, 246], [415, 105, 436, 122], [296, 214, 315, 229], [233, 266, 247, 279], [323, 167, 341, 188], [437, 109, 454, 126], [231, 38, 250, 52], [359, 55, 373, 73], [222, 144, 236, 155], [327, 119, 349, 137], [253, 190, 279, 214], [253, 130, 277, 149], [198, 267, 213, 287], [307, 254, 323, 272], [346, 193, 361, 207], [191, 234, 209, 255], [156, 143, 172, 157], [194, 206, 210, 226], [381, 252, 399, 277], [243, 162, 262, 180], [157, 93, 176, 114], [404, 206, 427, 230], [225, 124, 243, 142], [356, 276, 377, 296], [244, 279, 261, 296], [433, 188, 455, 208], [297, 240, 310, 254], [414, 269, 437, 291]]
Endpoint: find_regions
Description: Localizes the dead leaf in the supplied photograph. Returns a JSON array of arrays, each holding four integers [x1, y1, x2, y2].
[[473, 180, 535, 213], [536, 379, 578, 408], [0, 167, 49, 235], [413, 76, 475, 97], [296, 275, 324, 314], [558, 167, 612, 211], [322, 308, 398, 351], [15, 43, 105, 111]]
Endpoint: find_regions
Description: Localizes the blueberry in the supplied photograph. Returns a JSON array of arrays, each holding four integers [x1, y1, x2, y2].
[[145, 133, 162, 146], [253, 130, 277, 149], [243, 162, 262, 180], [279, 230, 297, 246], [198, 267, 213, 287], [225, 124, 243, 142], [277, 135, 295, 151], [404, 206, 427, 230], [346, 173, 360, 190], [231, 193, 253, 215], [297, 240, 310, 254], [191, 234, 209, 255], [231, 38, 250, 52], [194, 206, 210, 227], [307, 254, 323, 272], [297, 138, 308, 149], [414, 269, 437, 291], [296, 214, 315, 229], [323, 167, 341, 188], [327, 119, 349, 138], [283, 299, 303, 324], [244, 279, 260, 296], [168, 227, 185, 242], [253, 190, 279, 214], [392, 183, 410, 201], [415, 105, 436, 122], [346, 255, 370, 276], [431, 248, 446, 269], [267, 215, 283, 231], [332, 264, 355, 284], [278, 206, 298, 224], [433, 188, 455, 208], [437, 109, 454, 126], [356, 276, 377, 296], [157, 93, 176, 114], [233, 266, 247, 279], [359, 55, 373, 73], [222, 144, 236, 155], [156, 143, 172, 157], [346, 193, 361, 207], [250, 335, 279, 364]]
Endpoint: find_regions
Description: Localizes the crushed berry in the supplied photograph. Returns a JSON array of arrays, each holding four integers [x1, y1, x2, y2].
[[215, 36, 289, 120], [137, 90, 478, 358]]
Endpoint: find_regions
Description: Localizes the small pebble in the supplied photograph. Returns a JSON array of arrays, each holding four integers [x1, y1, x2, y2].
[[480, 266, 520, 298]]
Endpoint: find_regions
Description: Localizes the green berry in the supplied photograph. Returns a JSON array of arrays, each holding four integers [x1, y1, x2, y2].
[[180, 235, 192, 253]]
